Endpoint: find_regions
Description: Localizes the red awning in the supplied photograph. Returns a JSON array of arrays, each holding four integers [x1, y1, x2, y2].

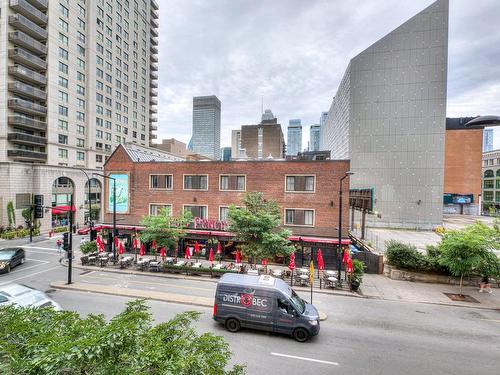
[[288, 235, 350, 245], [52, 205, 76, 215], [187, 229, 235, 237]]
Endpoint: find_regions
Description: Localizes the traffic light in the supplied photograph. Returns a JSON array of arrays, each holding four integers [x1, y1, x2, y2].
[[63, 232, 70, 251], [33, 195, 44, 219]]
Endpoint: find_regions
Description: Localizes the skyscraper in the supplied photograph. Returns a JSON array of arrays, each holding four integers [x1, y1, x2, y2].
[[309, 125, 321, 151], [319, 112, 328, 149], [261, 109, 275, 122], [191, 95, 221, 160], [322, 0, 449, 229], [0, 0, 159, 232], [287, 119, 302, 156], [483, 129, 494, 152]]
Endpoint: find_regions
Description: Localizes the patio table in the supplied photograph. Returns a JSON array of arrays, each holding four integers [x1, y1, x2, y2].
[[149, 261, 161, 272]]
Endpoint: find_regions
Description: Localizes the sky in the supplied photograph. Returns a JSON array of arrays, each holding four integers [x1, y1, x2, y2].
[[156, 0, 500, 149]]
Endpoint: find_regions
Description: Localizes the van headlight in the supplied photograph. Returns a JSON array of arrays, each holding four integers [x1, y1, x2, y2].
[[309, 319, 318, 326]]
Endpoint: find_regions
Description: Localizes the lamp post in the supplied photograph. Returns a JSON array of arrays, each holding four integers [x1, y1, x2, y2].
[[338, 171, 354, 282], [93, 173, 116, 262], [79, 169, 93, 238]]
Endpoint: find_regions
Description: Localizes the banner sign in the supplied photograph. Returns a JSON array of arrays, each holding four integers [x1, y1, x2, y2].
[[108, 173, 129, 213], [193, 217, 228, 231]]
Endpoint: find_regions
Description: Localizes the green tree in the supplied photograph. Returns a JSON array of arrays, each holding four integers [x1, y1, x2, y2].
[[80, 240, 98, 254], [227, 192, 294, 264], [6, 200, 15, 228], [140, 208, 192, 251], [0, 300, 245, 374], [438, 222, 500, 295]]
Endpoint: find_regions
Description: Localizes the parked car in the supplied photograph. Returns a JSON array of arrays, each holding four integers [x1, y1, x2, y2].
[[77, 225, 102, 235], [0, 247, 26, 274], [0, 283, 61, 310]]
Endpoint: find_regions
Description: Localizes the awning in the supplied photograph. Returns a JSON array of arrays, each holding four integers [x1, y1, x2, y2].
[[288, 235, 350, 245], [186, 229, 235, 237], [52, 205, 76, 215]]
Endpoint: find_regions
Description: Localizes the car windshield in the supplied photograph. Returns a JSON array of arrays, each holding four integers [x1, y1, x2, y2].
[[0, 252, 15, 260], [289, 289, 306, 314]]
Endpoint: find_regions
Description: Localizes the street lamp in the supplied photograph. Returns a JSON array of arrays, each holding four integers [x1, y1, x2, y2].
[[79, 169, 93, 238], [93, 173, 116, 262], [338, 171, 354, 282]]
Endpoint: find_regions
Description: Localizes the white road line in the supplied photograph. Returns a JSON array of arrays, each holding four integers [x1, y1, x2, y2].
[[270, 352, 339, 366], [25, 246, 58, 251], [23, 250, 61, 256], [0, 266, 61, 286], [2, 260, 51, 275]]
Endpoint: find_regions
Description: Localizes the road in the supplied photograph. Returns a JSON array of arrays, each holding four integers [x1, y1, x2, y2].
[[1, 236, 499, 375]]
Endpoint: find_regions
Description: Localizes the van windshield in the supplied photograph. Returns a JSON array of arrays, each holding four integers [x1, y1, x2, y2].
[[289, 290, 305, 314]]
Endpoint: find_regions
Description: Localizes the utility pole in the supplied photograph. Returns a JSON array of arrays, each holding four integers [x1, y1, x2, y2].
[[68, 194, 73, 284]]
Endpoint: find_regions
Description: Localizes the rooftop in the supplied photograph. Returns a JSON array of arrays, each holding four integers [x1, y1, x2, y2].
[[122, 143, 185, 162]]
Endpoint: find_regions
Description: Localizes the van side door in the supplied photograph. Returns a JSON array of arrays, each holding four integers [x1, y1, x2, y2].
[[244, 289, 274, 332], [273, 297, 296, 335]]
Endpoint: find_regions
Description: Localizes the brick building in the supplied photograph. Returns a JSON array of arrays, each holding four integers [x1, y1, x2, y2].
[[103, 144, 351, 267]]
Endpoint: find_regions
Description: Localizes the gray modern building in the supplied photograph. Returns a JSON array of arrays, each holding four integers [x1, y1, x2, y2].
[[483, 128, 494, 152], [322, 0, 449, 229], [309, 125, 321, 151], [261, 109, 275, 122], [191, 95, 221, 160], [221, 147, 232, 161], [287, 119, 302, 156]]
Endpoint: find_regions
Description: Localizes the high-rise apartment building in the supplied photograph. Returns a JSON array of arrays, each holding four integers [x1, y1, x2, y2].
[[0, 0, 159, 232], [287, 119, 302, 156], [309, 125, 321, 151], [322, 0, 449, 229], [191, 95, 221, 160], [483, 128, 494, 152], [319, 111, 328, 149]]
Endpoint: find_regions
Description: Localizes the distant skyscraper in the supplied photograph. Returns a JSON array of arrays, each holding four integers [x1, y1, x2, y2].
[[483, 128, 494, 152], [221, 147, 232, 161], [310, 125, 321, 151], [191, 95, 221, 159], [287, 119, 302, 156], [319, 112, 328, 149], [261, 109, 275, 122]]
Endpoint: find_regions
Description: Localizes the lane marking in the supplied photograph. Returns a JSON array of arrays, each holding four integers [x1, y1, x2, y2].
[[0, 266, 61, 286], [25, 246, 58, 251], [480, 319, 500, 323], [0, 259, 51, 276], [81, 274, 214, 291], [23, 250, 61, 256], [270, 352, 339, 366]]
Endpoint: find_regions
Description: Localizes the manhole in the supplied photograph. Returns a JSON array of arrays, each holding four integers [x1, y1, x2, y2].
[[443, 293, 479, 303]]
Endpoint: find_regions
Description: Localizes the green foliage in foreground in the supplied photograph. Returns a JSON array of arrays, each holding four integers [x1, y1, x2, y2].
[[0, 300, 245, 375]]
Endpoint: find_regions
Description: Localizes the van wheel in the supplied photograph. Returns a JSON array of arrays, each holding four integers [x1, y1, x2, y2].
[[225, 318, 241, 333], [21, 257, 25, 265], [293, 328, 309, 342], [6, 265, 11, 273]]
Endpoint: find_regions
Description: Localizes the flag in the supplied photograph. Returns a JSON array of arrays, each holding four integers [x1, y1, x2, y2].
[[309, 260, 314, 284], [209, 248, 214, 263]]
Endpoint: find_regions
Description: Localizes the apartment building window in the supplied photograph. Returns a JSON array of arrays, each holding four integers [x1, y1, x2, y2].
[[77, 152, 85, 161], [184, 205, 207, 219], [78, 18, 85, 30], [59, 4, 69, 17], [58, 134, 68, 144], [149, 204, 172, 216], [58, 148, 68, 159], [219, 207, 229, 221], [78, 4, 86, 16], [220, 175, 245, 191], [484, 180, 494, 189], [150, 175, 172, 190], [77, 85, 85, 96], [96, 154, 103, 163], [284, 209, 314, 227], [58, 119, 68, 131], [77, 58, 85, 70], [484, 191, 494, 201], [59, 33, 68, 46], [77, 72, 85, 83], [58, 91, 68, 103], [184, 175, 208, 190], [59, 62, 68, 74], [77, 32, 86, 44], [77, 139, 85, 148], [77, 125, 85, 135], [77, 45, 85, 57], [58, 76, 68, 88], [58, 105, 68, 116], [59, 48, 68, 60], [96, 130, 103, 139], [59, 18, 68, 31], [76, 112, 85, 122], [285, 176, 315, 192]]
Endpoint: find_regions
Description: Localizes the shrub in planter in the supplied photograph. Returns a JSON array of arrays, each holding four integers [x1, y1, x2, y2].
[[350, 259, 365, 291], [80, 241, 98, 254], [385, 240, 426, 270], [53, 226, 69, 233]]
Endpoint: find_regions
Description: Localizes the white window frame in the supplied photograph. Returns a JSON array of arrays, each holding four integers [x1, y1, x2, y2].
[[219, 174, 246, 192], [183, 204, 208, 219], [183, 174, 209, 191], [285, 174, 316, 193], [283, 208, 315, 227], [149, 203, 172, 216], [149, 174, 173, 190]]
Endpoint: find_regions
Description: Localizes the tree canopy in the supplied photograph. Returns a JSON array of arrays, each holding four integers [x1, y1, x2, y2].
[[227, 192, 294, 262], [0, 300, 245, 375], [140, 208, 192, 251]]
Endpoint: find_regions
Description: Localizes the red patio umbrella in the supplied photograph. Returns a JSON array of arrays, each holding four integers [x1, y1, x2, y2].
[[139, 243, 145, 257], [98, 242, 105, 253], [194, 241, 200, 254], [133, 238, 138, 249], [185, 246, 191, 259], [114, 236, 119, 247], [235, 249, 241, 263], [118, 242, 124, 255], [343, 247, 349, 264], [346, 258, 353, 274], [208, 248, 214, 264], [96, 235, 102, 246], [151, 239, 157, 250], [317, 249, 325, 271], [216, 241, 222, 254], [160, 247, 166, 258], [261, 259, 267, 266], [288, 252, 296, 271]]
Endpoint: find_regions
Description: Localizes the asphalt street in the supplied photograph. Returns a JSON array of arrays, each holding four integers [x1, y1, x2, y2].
[[1, 236, 499, 375]]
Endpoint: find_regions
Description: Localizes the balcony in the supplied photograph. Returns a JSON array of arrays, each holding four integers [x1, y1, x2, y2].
[[150, 45, 158, 54], [8, 115, 46, 131], [151, 27, 158, 37], [150, 98, 158, 105], [149, 115, 158, 122], [8, 132, 47, 146], [151, 7, 159, 19], [9, 31, 47, 55], [150, 133, 157, 139], [9, 81, 46, 100], [150, 63, 158, 71], [151, 0, 159, 11], [151, 36, 158, 46], [150, 124, 158, 131], [150, 106, 158, 113], [151, 17, 159, 29], [150, 80, 158, 88], [9, 0, 48, 25], [151, 54, 158, 63], [7, 149, 47, 161], [150, 88, 158, 96], [150, 71, 158, 80], [9, 48, 46, 70], [8, 98, 47, 116], [9, 14, 47, 40], [9, 65, 46, 85], [25, 0, 47, 10]]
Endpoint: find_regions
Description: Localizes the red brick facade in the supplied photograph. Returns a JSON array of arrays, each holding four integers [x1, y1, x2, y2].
[[104, 145, 351, 238]]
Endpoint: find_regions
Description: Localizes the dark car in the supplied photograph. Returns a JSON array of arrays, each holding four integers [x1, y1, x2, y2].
[[0, 248, 26, 274]]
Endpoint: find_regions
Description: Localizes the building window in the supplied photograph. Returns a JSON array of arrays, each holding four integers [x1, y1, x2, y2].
[[484, 180, 494, 189], [184, 175, 208, 190], [149, 204, 172, 216], [59, 62, 68, 74], [219, 207, 229, 221], [96, 154, 103, 163], [59, 76, 68, 88], [286, 176, 315, 192], [77, 152, 85, 161], [150, 175, 172, 190], [184, 205, 207, 219], [58, 119, 68, 131], [58, 148, 68, 159], [483, 191, 494, 202], [77, 139, 85, 148], [220, 175, 245, 191], [284, 209, 314, 227], [58, 134, 68, 144], [484, 170, 494, 178]]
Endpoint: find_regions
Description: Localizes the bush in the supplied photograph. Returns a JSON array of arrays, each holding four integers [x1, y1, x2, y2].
[[80, 241, 98, 254], [53, 226, 68, 233], [385, 240, 426, 270], [351, 259, 365, 283]]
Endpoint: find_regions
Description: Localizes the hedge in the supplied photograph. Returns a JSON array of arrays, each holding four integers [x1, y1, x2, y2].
[[52, 226, 69, 233]]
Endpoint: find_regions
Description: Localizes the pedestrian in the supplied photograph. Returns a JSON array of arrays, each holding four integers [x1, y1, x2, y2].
[[56, 239, 62, 254], [479, 276, 492, 294], [80, 237, 87, 245]]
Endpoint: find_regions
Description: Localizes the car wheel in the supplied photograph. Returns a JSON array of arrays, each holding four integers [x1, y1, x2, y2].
[[225, 318, 241, 333], [20, 257, 25, 265], [293, 327, 310, 342], [6, 265, 11, 273]]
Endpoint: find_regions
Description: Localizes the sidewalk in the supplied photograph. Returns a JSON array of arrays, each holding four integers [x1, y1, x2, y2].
[[361, 274, 500, 310]]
